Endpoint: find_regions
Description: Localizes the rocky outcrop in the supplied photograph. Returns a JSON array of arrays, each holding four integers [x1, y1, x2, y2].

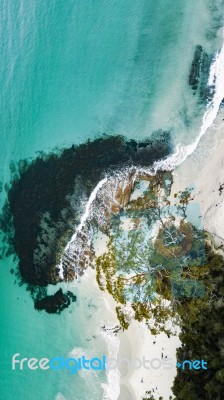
[[3, 133, 172, 289], [189, 45, 203, 91], [0, 133, 173, 313], [34, 289, 77, 314], [189, 45, 215, 101]]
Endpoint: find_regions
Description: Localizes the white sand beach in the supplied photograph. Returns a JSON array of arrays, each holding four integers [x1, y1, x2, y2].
[[171, 107, 224, 246], [100, 287, 180, 400], [117, 320, 180, 400]]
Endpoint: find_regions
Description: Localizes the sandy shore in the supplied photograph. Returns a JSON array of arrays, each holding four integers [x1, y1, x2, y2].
[[117, 320, 180, 400], [171, 107, 224, 245], [100, 288, 180, 400]]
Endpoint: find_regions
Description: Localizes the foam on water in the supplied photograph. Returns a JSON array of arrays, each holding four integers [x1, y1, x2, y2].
[[55, 394, 67, 400], [153, 31, 224, 171], [58, 177, 108, 278]]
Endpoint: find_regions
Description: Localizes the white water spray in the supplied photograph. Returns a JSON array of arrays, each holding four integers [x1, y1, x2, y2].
[[58, 177, 108, 278], [153, 34, 224, 171], [67, 177, 107, 245]]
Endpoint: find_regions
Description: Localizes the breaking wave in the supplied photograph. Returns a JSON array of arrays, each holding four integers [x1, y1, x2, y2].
[[154, 31, 224, 171]]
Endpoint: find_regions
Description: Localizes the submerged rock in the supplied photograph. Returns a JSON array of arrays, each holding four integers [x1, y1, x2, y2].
[[189, 44, 216, 101], [189, 45, 203, 91], [3, 133, 172, 288], [0, 133, 174, 314], [34, 289, 77, 314]]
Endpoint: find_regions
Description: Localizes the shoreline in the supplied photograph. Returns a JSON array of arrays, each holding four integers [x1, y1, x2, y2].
[[171, 107, 224, 245], [117, 320, 181, 400], [101, 288, 180, 400], [99, 107, 224, 400]]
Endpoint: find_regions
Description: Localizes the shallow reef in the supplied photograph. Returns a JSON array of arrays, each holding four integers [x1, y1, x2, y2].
[[0, 132, 172, 313]]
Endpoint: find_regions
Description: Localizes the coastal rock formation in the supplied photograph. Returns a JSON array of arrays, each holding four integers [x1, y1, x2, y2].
[[34, 289, 77, 314], [0, 133, 172, 313], [189, 45, 203, 91], [57, 169, 171, 283], [189, 44, 215, 100]]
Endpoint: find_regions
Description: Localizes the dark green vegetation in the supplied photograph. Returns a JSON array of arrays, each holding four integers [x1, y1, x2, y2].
[[172, 243, 224, 400], [96, 180, 206, 334], [143, 241, 224, 399], [96, 230, 178, 335], [96, 221, 206, 334], [143, 391, 173, 400]]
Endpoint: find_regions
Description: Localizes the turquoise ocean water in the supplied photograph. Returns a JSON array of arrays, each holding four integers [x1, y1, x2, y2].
[[0, 1, 224, 399]]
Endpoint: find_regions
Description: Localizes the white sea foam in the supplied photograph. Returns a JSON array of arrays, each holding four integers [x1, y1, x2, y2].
[[68, 177, 108, 241], [68, 321, 120, 399], [68, 346, 100, 380], [153, 32, 224, 172], [58, 177, 108, 278], [55, 393, 67, 400]]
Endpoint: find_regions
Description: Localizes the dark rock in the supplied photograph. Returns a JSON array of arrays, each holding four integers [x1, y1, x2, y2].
[[189, 45, 203, 91], [34, 288, 77, 314], [2, 133, 172, 288], [189, 45, 217, 102]]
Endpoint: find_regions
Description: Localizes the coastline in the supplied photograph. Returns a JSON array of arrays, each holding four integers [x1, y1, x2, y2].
[[100, 287, 180, 400], [170, 107, 224, 246], [98, 108, 224, 400], [118, 320, 180, 400]]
